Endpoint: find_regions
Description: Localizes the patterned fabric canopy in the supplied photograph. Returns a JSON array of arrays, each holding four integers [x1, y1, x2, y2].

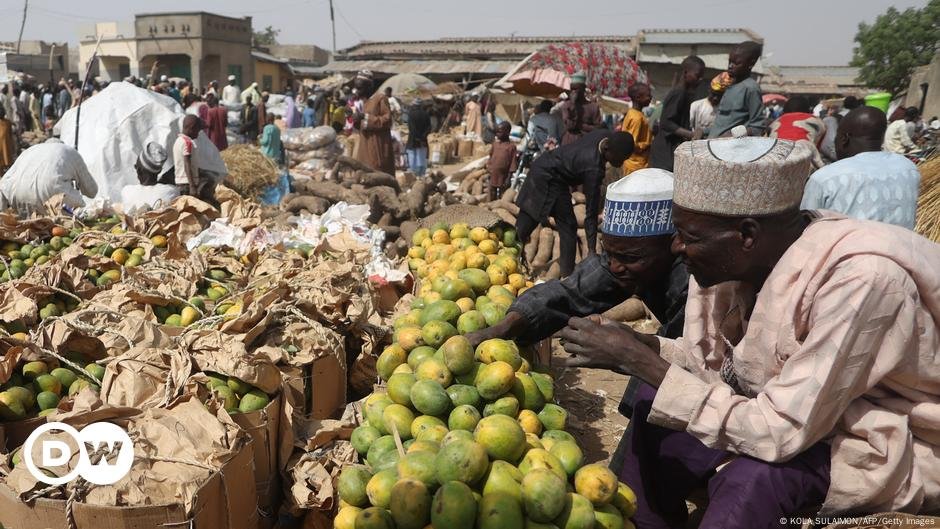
[[507, 42, 650, 100]]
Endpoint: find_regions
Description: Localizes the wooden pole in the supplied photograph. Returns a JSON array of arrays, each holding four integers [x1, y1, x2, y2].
[[15, 0, 28, 55], [73, 34, 103, 150], [329, 0, 337, 55]]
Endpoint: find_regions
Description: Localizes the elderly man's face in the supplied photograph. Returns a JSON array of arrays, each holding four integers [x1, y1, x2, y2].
[[670, 206, 751, 288], [601, 233, 674, 289]]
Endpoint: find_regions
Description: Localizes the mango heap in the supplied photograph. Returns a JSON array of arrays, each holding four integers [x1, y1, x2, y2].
[[337, 223, 638, 529], [151, 268, 238, 327], [0, 357, 103, 421], [199, 372, 272, 414]]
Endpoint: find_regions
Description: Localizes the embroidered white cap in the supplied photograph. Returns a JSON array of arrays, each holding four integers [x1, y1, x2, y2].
[[601, 168, 675, 237]]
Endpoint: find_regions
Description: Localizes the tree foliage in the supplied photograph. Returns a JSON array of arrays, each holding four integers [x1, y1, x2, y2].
[[253, 26, 281, 47], [850, 1, 940, 96]]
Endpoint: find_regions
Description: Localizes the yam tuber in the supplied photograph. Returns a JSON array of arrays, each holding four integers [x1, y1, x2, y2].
[[359, 171, 401, 191], [502, 188, 517, 203], [544, 262, 561, 280], [492, 207, 517, 225], [492, 200, 520, 216], [574, 204, 587, 229], [532, 229, 555, 268], [470, 180, 484, 196], [572, 191, 586, 205], [524, 226, 541, 263], [283, 195, 330, 215], [603, 298, 648, 323]]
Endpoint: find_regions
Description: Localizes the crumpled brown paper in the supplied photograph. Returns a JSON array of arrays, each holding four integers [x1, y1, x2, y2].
[[184, 329, 282, 394], [127, 195, 220, 243], [99, 343, 193, 409], [4, 397, 248, 514], [0, 212, 55, 242], [283, 401, 359, 515]]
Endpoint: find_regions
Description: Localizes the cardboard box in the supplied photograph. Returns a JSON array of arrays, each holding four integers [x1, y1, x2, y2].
[[0, 437, 258, 529], [429, 142, 450, 165], [0, 417, 45, 452], [232, 393, 281, 514], [280, 355, 345, 422], [457, 139, 475, 159]]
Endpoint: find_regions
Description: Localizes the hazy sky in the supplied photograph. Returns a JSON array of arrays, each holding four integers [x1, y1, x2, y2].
[[0, 0, 927, 65]]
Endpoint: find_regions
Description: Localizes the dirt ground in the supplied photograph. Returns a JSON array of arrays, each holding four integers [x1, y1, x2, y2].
[[549, 339, 633, 466]]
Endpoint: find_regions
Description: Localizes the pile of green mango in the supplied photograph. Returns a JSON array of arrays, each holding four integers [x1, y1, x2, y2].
[[201, 372, 272, 414], [0, 358, 103, 421]]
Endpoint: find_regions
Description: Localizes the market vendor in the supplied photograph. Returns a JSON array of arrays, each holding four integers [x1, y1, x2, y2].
[[173, 115, 218, 208], [467, 167, 686, 348], [515, 128, 634, 278], [353, 70, 395, 175], [559, 132, 940, 527], [135, 141, 168, 185], [0, 140, 98, 213]]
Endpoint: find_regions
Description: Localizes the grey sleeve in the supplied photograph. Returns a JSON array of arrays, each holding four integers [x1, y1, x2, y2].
[[510, 254, 631, 344], [745, 86, 766, 133]]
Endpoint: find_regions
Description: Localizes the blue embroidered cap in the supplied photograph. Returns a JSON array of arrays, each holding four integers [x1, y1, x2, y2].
[[601, 168, 675, 237]]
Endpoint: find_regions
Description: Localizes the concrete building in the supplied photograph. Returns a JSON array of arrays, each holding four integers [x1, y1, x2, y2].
[[253, 45, 331, 92], [760, 65, 871, 102], [904, 52, 940, 120], [78, 11, 254, 89], [0, 41, 70, 83]]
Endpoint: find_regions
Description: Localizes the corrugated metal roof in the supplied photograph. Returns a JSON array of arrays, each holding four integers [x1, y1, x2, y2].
[[760, 65, 869, 96], [339, 36, 635, 59], [251, 50, 288, 64], [639, 28, 763, 44], [309, 59, 521, 76]]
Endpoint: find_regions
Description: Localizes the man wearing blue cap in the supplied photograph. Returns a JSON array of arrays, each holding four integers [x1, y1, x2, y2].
[[470, 167, 687, 347], [469, 167, 690, 470], [560, 71, 603, 146]]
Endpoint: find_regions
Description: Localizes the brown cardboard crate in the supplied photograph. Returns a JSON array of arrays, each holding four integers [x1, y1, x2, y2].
[[0, 437, 259, 529]]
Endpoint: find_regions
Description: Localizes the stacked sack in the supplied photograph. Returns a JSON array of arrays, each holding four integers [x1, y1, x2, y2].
[[283, 126, 344, 178], [335, 222, 639, 529]]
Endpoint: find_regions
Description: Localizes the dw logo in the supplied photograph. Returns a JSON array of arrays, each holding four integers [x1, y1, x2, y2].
[[23, 422, 135, 485]]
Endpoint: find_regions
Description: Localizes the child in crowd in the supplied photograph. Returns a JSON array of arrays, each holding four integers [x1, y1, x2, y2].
[[708, 40, 765, 138], [486, 121, 518, 201]]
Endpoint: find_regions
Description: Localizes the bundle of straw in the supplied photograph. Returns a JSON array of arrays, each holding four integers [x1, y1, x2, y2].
[[220, 144, 279, 199], [915, 155, 940, 242]]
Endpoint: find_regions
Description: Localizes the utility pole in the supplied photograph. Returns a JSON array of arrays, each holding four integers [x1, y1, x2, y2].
[[16, 0, 28, 54], [329, 0, 337, 55]]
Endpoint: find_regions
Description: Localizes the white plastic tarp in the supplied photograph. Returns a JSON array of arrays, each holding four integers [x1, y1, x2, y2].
[[56, 83, 228, 202]]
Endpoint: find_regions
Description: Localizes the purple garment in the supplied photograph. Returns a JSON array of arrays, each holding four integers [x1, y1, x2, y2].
[[285, 97, 300, 129], [621, 383, 831, 529]]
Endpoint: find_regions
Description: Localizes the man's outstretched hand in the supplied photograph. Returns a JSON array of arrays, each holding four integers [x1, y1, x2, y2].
[[557, 315, 669, 387]]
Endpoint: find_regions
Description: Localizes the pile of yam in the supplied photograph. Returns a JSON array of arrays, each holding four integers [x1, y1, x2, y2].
[[481, 189, 597, 280]]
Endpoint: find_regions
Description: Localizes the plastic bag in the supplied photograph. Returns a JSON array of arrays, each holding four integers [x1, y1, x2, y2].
[[120, 184, 180, 215], [282, 126, 337, 151], [259, 172, 291, 205]]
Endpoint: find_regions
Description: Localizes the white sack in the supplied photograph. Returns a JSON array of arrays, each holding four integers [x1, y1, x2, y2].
[[119, 184, 180, 215]]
